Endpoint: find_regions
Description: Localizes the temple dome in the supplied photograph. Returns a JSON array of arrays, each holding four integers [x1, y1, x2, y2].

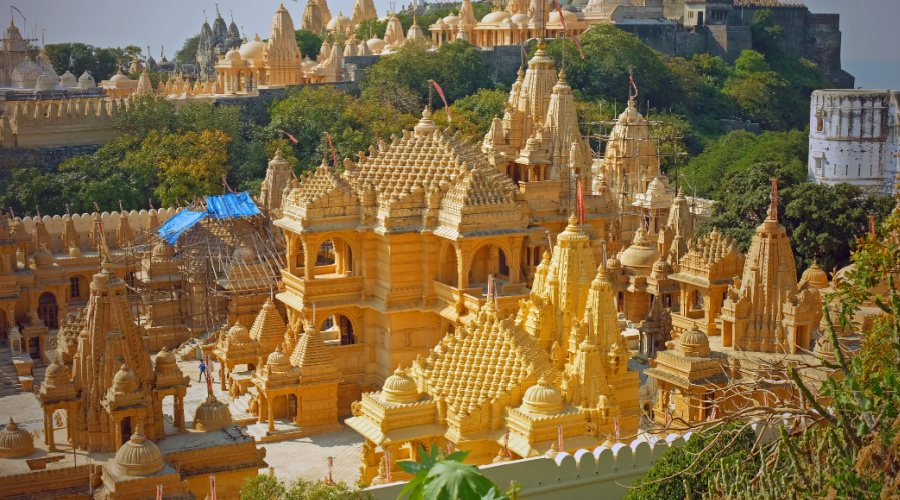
[[192, 396, 233, 431], [35, 74, 55, 91], [381, 367, 419, 404], [300, 55, 318, 71], [676, 324, 711, 357], [366, 37, 386, 53], [32, 248, 53, 268], [801, 262, 830, 290], [59, 71, 77, 87], [154, 347, 178, 373], [115, 426, 164, 476], [266, 346, 292, 372], [113, 363, 138, 393], [151, 240, 175, 258], [520, 376, 565, 415], [548, 9, 578, 26], [620, 226, 659, 274], [77, 71, 95, 88], [326, 12, 350, 32], [442, 13, 460, 24], [224, 49, 242, 62], [110, 68, 130, 82], [481, 10, 511, 23], [43, 359, 70, 387], [0, 417, 35, 458], [239, 34, 265, 60], [510, 13, 530, 23], [227, 321, 252, 343]]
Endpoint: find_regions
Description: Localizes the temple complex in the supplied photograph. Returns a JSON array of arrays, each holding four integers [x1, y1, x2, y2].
[[347, 216, 641, 483]]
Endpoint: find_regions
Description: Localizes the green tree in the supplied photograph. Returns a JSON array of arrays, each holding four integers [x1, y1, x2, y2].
[[44, 43, 126, 81], [239, 471, 370, 499], [782, 183, 894, 273], [432, 88, 509, 139], [175, 34, 201, 64], [398, 444, 520, 500], [684, 129, 809, 199], [361, 39, 493, 114], [723, 50, 793, 129], [294, 30, 324, 59]]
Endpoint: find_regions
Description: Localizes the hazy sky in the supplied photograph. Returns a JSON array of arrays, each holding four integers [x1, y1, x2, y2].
[[2, 0, 896, 84]]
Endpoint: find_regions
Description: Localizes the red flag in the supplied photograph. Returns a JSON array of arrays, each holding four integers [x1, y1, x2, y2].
[[764, 393, 769, 407], [324, 132, 338, 168], [384, 449, 392, 482], [279, 130, 299, 144], [209, 476, 216, 500], [614, 417, 619, 441], [429, 80, 451, 123], [576, 176, 585, 225], [206, 372, 213, 394], [630, 74, 639, 100], [709, 406, 717, 421], [504, 432, 510, 457], [664, 408, 670, 425], [156, 485, 162, 500], [557, 425, 563, 452], [551, 0, 584, 59], [446, 441, 452, 455]]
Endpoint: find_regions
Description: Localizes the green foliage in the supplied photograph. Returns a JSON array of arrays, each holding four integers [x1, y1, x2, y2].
[[269, 85, 418, 172], [398, 444, 517, 500], [175, 34, 201, 64], [294, 30, 324, 59], [432, 88, 509, 139], [239, 470, 371, 499], [44, 42, 127, 81], [361, 39, 493, 114], [625, 425, 759, 500], [683, 129, 809, 199]]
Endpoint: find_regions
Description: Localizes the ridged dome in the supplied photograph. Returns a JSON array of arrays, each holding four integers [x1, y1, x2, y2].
[[300, 55, 318, 70], [35, 74, 55, 91], [366, 37, 386, 53], [381, 367, 420, 404], [154, 347, 178, 373], [326, 12, 350, 31], [152, 240, 175, 258], [510, 13, 530, 23], [115, 426, 164, 476], [801, 261, 830, 290], [227, 321, 252, 342], [192, 396, 233, 431], [620, 225, 659, 275], [43, 359, 70, 388], [676, 324, 711, 357], [77, 71, 95, 89], [520, 376, 565, 415], [0, 417, 35, 458], [266, 346, 292, 372], [32, 248, 53, 268], [548, 9, 577, 26], [113, 363, 138, 393]]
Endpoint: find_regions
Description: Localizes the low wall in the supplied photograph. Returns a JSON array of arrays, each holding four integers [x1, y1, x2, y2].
[[364, 422, 783, 500]]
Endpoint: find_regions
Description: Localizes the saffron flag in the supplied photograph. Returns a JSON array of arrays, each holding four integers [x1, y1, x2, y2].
[[630, 74, 639, 100], [279, 129, 299, 144], [384, 449, 392, 482], [324, 132, 338, 168], [557, 425, 563, 452], [446, 441, 452, 455], [576, 176, 585, 225], [429, 80, 451, 123]]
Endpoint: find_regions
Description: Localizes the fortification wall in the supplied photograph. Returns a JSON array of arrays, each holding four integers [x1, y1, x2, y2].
[[18, 208, 178, 253], [364, 423, 782, 499], [0, 98, 124, 149], [0, 144, 102, 173]]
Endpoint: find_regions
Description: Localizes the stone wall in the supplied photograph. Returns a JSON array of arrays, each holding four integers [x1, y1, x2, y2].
[[0, 144, 102, 174], [18, 208, 179, 253], [364, 423, 782, 499]]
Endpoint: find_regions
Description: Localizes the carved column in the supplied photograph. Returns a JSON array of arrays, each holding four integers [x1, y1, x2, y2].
[[267, 396, 275, 432], [44, 410, 55, 452]]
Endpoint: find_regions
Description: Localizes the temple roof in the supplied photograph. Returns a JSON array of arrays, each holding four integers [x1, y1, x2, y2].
[[290, 326, 341, 384]]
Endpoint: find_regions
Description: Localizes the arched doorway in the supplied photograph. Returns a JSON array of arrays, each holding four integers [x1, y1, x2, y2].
[[37, 292, 58, 329], [320, 314, 356, 345], [314, 237, 354, 278], [120, 416, 132, 446], [468, 244, 509, 286]]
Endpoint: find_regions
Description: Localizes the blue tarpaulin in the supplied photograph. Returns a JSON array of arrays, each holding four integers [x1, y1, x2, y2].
[[207, 191, 260, 219], [157, 192, 261, 245]]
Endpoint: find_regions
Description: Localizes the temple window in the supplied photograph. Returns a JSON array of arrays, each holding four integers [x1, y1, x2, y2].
[[321, 314, 356, 345], [440, 248, 459, 287], [314, 236, 354, 278], [469, 244, 509, 285], [37, 292, 59, 329], [69, 276, 83, 300]]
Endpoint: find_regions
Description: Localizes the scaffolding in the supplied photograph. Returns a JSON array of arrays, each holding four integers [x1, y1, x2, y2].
[[116, 199, 286, 348]]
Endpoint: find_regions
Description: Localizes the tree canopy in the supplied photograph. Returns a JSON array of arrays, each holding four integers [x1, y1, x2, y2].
[[44, 43, 128, 81]]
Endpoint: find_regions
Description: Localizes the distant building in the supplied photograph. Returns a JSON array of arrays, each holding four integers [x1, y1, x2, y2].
[[808, 89, 900, 192]]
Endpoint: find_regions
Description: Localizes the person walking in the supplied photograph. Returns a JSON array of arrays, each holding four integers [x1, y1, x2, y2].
[[198, 360, 207, 382]]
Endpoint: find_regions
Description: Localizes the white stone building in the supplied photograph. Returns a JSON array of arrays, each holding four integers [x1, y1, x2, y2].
[[808, 89, 900, 192]]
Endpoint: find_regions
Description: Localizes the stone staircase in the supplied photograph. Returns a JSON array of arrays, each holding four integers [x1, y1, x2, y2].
[[0, 349, 24, 396]]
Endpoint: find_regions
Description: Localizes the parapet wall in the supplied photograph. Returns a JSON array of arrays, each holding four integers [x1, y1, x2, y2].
[[364, 423, 782, 500], [18, 208, 178, 252], [0, 98, 126, 149]]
